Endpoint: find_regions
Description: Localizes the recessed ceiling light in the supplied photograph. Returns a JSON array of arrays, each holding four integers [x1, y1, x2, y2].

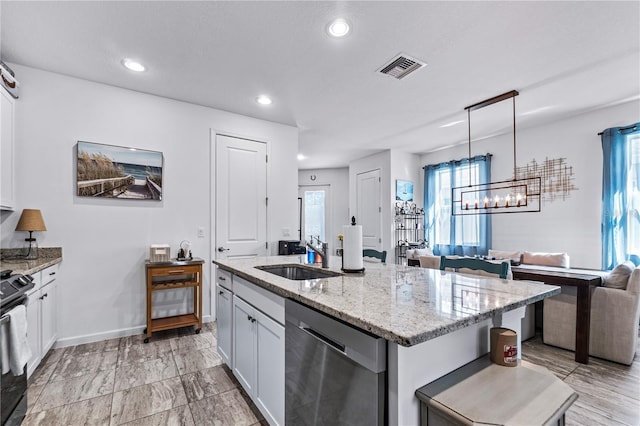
[[327, 18, 350, 37], [297, 154, 305, 161], [256, 95, 272, 105], [122, 59, 145, 72]]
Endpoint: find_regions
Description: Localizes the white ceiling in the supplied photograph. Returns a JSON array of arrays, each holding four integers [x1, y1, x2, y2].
[[1, 1, 639, 169]]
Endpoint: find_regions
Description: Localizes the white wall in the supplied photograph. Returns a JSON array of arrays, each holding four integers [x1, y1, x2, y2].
[[298, 168, 349, 254], [419, 100, 640, 269], [0, 64, 298, 346]]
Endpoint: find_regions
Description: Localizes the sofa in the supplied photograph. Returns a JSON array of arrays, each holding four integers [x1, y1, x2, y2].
[[543, 262, 640, 365], [489, 249, 571, 340]]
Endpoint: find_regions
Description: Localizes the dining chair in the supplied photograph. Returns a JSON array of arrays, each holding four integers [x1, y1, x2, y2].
[[363, 249, 387, 263], [439, 257, 510, 279]]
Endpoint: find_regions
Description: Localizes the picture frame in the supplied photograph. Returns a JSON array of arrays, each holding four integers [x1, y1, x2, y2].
[[396, 179, 414, 202], [76, 141, 163, 200]]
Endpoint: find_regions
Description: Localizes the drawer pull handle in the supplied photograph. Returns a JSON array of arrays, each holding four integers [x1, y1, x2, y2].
[[219, 291, 224, 295], [49, 272, 56, 276], [168, 270, 185, 274], [219, 276, 226, 281]]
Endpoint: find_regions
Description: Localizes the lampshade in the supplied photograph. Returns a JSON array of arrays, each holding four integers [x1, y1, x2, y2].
[[15, 209, 47, 232]]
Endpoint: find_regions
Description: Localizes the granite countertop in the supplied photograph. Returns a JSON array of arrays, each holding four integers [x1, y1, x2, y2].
[[0, 247, 63, 275], [213, 255, 561, 347]]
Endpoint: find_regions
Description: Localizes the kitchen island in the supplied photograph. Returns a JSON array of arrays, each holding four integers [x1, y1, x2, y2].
[[214, 255, 560, 426]]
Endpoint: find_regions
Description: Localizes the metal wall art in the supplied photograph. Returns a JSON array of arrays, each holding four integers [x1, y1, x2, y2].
[[514, 157, 577, 203]]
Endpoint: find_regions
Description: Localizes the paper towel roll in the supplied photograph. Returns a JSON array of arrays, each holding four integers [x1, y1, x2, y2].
[[342, 224, 364, 272]]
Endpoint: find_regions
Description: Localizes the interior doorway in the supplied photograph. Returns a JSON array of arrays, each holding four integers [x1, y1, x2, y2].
[[214, 133, 268, 260], [298, 185, 331, 245]]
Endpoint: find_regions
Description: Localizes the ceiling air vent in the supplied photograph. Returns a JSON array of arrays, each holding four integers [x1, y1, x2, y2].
[[378, 53, 426, 80]]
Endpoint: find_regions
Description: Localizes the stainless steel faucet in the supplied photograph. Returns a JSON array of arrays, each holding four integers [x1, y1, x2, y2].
[[306, 236, 329, 268]]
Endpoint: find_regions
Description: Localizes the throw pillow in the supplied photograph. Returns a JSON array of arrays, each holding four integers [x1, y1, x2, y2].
[[522, 251, 570, 268], [488, 249, 522, 261], [604, 261, 635, 290]]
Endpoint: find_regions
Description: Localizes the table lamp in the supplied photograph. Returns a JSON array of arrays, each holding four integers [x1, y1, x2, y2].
[[15, 209, 47, 260]]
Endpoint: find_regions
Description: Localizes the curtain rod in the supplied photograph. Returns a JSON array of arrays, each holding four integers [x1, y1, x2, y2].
[[597, 124, 638, 136]]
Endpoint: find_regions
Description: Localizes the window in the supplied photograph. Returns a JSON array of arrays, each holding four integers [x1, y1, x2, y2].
[[299, 186, 329, 243], [433, 164, 480, 246], [424, 155, 491, 256], [601, 123, 640, 269]]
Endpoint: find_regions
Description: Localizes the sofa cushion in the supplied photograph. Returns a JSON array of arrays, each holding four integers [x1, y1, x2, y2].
[[488, 249, 522, 261], [406, 247, 434, 259], [522, 251, 570, 268], [604, 261, 635, 290]]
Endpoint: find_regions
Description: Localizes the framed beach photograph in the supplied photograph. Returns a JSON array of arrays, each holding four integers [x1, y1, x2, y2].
[[76, 141, 163, 200], [396, 179, 414, 202]]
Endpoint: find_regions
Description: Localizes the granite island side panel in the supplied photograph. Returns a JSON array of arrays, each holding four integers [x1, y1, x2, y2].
[[213, 255, 560, 346]]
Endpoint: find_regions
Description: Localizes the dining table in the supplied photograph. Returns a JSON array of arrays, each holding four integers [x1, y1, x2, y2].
[[511, 263, 608, 364]]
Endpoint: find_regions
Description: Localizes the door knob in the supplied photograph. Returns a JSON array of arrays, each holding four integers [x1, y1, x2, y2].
[[218, 247, 230, 252]]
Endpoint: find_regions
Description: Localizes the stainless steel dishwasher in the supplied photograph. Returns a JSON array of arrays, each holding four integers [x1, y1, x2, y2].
[[285, 299, 386, 426]]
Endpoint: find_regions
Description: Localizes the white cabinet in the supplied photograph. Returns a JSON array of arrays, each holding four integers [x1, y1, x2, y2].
[[0, 88, 15, 210], [25, 288, 41, 377], [253, 307, 285, 425], [26, 264, 59, 378], [216, 282, 233, 367], [217, 271, 284, 426], [232, 294, 284, 426], [232, 296, 255, 393], [216, 268, 233, 367]]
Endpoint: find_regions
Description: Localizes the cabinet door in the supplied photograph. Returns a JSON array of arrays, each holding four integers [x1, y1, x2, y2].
[[25, 291, 41, 379], [0, 89, 15, 210], [40, 280, 57, 356], [216, 284, 233, 367], [254, 309, 285, 426], [232, 295, 255, 396]]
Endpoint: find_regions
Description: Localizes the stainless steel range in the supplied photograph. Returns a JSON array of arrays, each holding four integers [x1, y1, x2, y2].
[[1, 271, 34, 426]]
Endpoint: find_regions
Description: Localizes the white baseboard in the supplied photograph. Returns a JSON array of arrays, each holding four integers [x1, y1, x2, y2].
[[54, 315, 214, 348]]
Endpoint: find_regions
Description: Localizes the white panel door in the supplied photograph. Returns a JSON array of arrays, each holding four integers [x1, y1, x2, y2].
[[357, 169, 382, 249], [216, 134, 267, 259]]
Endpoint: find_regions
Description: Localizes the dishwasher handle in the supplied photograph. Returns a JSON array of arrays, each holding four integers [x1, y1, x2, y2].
[[300, 326, 346, 354]]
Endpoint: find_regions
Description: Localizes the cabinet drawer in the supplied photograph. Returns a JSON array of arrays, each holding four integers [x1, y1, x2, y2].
[[148, 264, 200, 277], [217, 268, 232, 291], [234, 276, 284, 325], [41, 264, 59, 286]]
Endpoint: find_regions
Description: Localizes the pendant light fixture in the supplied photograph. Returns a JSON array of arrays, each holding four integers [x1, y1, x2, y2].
[[452, 90, 541, 215]]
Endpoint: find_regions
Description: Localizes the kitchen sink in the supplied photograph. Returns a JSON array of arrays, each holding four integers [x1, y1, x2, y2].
[[255, 264, 342, 280]]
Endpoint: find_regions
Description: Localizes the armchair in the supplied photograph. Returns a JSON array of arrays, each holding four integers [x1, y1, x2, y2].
[[543, 264, 640, 365]]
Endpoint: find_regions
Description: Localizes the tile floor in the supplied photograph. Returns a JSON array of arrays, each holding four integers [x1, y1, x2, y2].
[[522, 332, 640, 426], [24, 323, 266, 426], [25, 323, 639, 426]]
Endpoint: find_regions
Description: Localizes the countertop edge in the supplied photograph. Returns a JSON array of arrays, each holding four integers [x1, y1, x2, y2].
[[2, 256, 63, 276], [214, 260, 560, 347]]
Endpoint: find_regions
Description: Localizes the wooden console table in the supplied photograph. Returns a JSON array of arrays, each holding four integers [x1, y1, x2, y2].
[[512, 264, 606, 364], [145, 258, 204, 343]]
